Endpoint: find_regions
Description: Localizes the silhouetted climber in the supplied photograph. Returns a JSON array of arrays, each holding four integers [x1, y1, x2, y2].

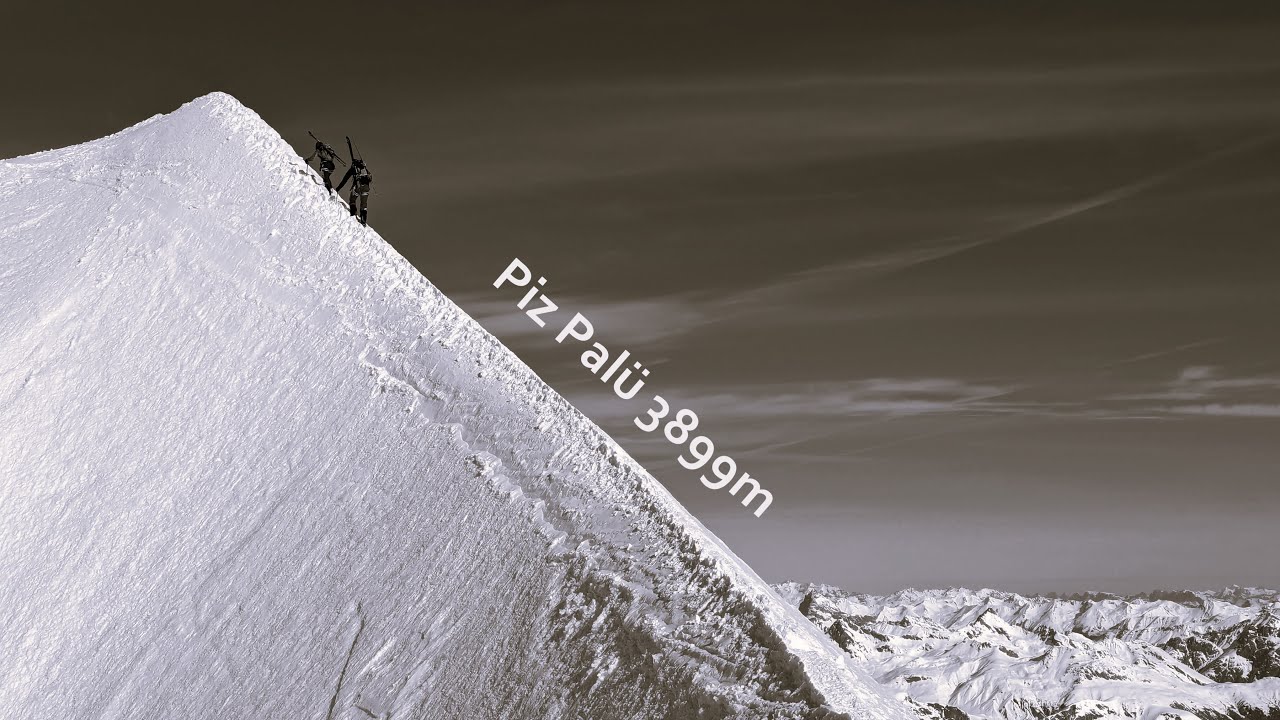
[[336, 136, 373, 225], [304, 132, 343, 191]]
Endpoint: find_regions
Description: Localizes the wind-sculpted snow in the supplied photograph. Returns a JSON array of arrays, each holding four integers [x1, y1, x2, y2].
[[777, 584, 1280, 720], [0, 93, 915, 720]]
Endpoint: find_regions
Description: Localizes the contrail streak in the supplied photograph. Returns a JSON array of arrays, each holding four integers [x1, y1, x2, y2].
[[723, 129, 1280, 309], [842, 129, 1280, 279], [1101, 337, 1226, 369], [740, 387, 1023, 457]]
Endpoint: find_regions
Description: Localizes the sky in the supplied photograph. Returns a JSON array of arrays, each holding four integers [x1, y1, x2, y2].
[[4, 3, 1279, 594]]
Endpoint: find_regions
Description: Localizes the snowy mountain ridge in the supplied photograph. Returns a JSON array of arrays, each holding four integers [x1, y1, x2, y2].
[[0, 92, 914, 719], [776, 584, 1280, 720]]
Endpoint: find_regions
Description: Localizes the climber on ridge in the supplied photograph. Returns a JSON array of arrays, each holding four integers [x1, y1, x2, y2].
[[304, 132, 343, 192], [335, 136, 373, 226]]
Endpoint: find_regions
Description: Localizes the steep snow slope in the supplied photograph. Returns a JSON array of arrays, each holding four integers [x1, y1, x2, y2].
[[0, 93, 914, 720], [777, 585, 1280, 720]]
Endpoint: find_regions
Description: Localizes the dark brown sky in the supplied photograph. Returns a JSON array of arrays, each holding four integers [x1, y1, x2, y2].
[[6, 3, 1279, 593]]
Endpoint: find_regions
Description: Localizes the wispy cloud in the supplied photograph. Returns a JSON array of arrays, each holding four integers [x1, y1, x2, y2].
[[561, 377, 1027, 466], [455, 293, 710, 346], [554, 63, 1280, 98], [1107, 366, 1280, 420], [569, 378, 1017, 426], [1120, 365, 1280, 402], [563, 366, 1280, 469], [413, 55, 1280, 204], [1163, 404, 1280, 418], [463, 276, 1272, 362]]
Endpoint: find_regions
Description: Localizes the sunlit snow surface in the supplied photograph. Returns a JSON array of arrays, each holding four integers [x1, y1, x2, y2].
[[0, 94, 914, 720]]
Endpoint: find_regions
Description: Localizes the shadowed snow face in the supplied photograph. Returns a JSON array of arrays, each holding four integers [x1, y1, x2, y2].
[[4, 2, 1280, 593]]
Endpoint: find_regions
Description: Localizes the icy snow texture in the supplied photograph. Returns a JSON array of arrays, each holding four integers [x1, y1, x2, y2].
[[0, 93, 916, 720], [779, 584, 1280, 720]]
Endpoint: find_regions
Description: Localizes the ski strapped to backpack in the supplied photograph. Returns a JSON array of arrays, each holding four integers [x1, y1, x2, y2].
[[346, 136, 365, 166], [346, 137, 372, 187], [308, 131, 345, 165]]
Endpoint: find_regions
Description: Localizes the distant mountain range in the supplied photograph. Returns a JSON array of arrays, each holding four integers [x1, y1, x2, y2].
[[776, 584, 1280, 720]]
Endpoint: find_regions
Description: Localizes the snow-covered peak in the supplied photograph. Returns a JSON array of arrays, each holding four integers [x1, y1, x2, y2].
[[0, 94, 914, 720], [13, 91, 279, 174]]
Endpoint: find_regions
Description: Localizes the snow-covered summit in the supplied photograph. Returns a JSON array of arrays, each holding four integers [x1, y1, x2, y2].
[[0, 93, 914, 720]]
